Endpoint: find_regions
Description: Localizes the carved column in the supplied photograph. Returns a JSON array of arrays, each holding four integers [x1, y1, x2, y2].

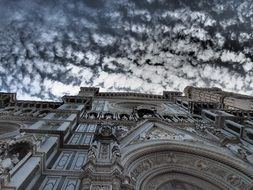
[[81, 123, 124, 190]]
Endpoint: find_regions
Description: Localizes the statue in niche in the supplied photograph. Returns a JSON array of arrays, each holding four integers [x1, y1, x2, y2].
[[111, 142, 121, 163], [87, 141, 98, 163], [129, 115, 135, 121], [11, 153, 19, 165], [0, 141, 32, 175], [135, 107, 156, 119], [88, 113, 97, 119], [104, 114, 113, 120], [121, 115, 128, 120], [89, 114, 96, 119], [143, 114, 153, 118]]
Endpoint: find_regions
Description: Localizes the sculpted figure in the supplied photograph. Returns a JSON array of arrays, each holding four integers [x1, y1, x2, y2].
[[105, 114, 113, 120], [89, 113, 96, 119], [11, 153, 20, 165], [112, 142, 121, 163], [121, 115, 128, 120], [143, 114, 153, 118], [87, 142, 98, 162]]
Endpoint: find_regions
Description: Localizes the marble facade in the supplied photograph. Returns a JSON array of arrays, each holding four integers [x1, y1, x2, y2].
[[0, 86, 252, 190]]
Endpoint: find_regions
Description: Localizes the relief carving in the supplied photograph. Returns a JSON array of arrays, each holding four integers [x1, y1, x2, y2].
[[119, 114, 129, 121], [166, 153, 177, 163], [131, 126, 195, 144], [195, 160, 208, 170], [127, 152, 251, 189], [99, 144, 109, 160], [227, 174, 241, 186], [0, 140, 33, 175], [116, 125, 129, 138]]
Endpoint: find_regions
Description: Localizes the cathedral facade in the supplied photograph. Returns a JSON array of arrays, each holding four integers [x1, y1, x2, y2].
[[0, 86, 253, 190]]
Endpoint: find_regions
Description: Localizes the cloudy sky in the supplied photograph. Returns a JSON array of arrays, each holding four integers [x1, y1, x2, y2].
[[0, 0, 252, 100]]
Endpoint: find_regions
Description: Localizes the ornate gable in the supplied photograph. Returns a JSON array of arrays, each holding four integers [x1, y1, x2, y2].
[[132, 126, 194, 143], [120, 120, 202, 148]]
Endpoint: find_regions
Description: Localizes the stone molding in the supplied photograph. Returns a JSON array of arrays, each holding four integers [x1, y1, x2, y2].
[[121, 142, 253, 190], [122, 141, 253, 177]]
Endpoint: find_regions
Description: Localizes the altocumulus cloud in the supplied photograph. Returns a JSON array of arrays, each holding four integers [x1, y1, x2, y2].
[[0, 0, 253, 100]]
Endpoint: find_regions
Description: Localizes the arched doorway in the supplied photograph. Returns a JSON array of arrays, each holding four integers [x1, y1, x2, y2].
[[121, 141, 253, 190]]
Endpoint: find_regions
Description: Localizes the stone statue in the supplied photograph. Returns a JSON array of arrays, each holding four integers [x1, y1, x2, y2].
[[112, 143, 121, 163], [105, 114, 113, 120], [89, 114, 96, 119], [121, 115, 128, 120], [11, 153, 20, 165], [87, 142, 98, 163]]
